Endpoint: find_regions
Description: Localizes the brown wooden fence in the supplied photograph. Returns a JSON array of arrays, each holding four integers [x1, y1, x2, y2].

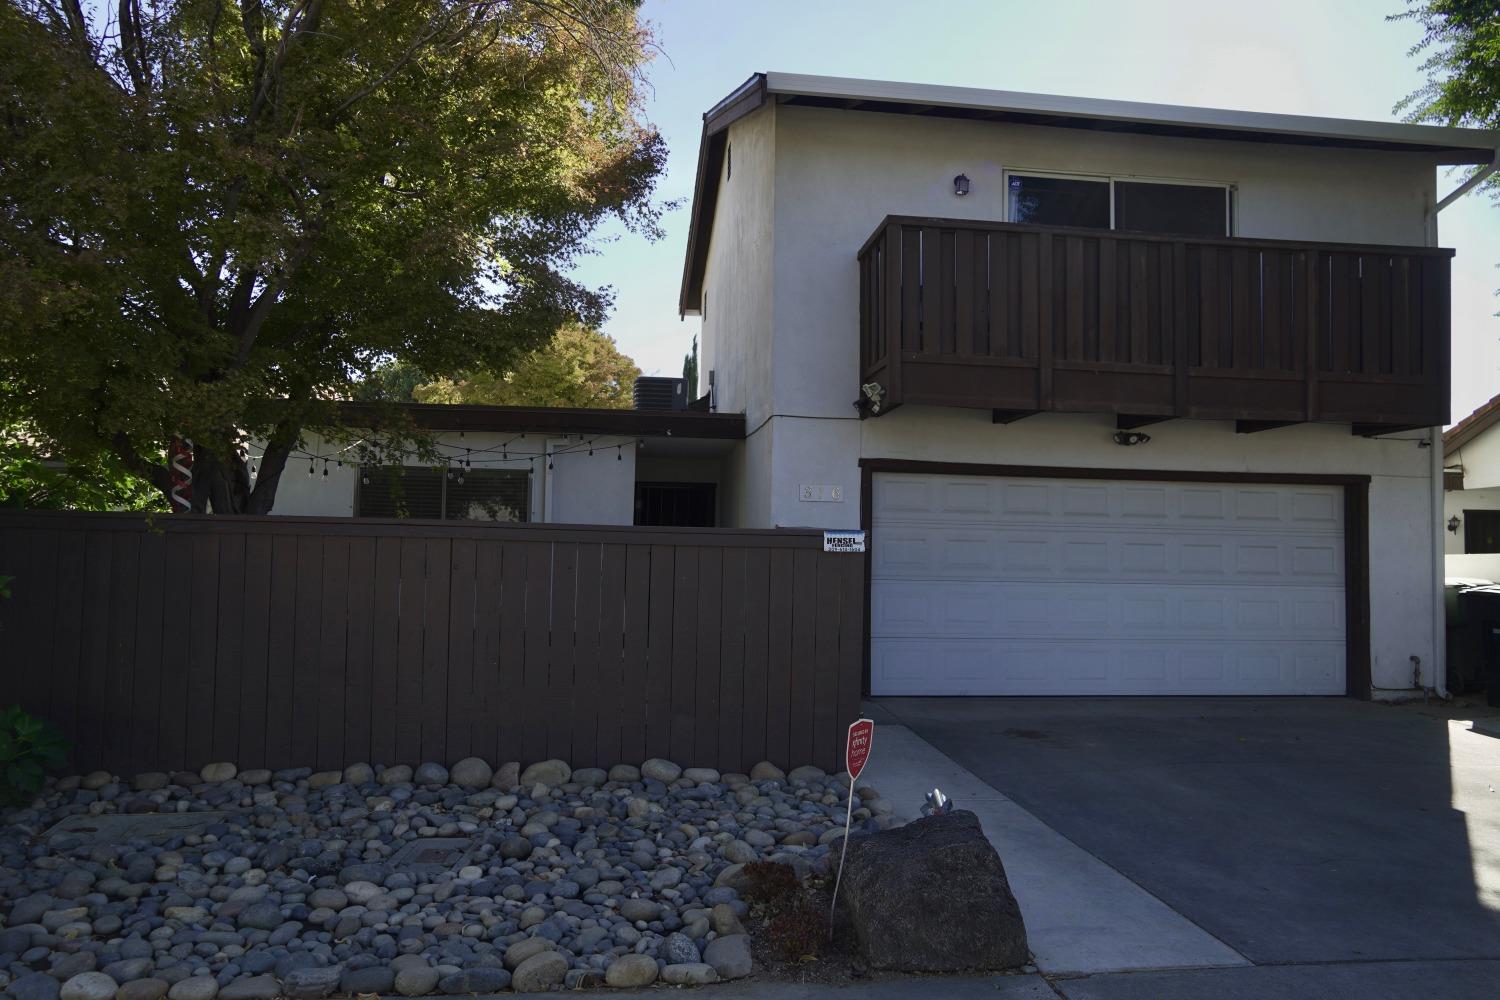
[[0, 512, 865, 776]]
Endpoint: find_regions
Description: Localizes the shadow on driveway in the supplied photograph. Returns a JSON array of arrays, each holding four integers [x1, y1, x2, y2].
[[873, 697, 1500, 965]]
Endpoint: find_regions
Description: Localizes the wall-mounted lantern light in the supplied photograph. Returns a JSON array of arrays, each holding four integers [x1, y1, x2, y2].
[[1448, 515, 1462, 534], [1113, 430, 1151, 447], [953, 174, 970, 197]]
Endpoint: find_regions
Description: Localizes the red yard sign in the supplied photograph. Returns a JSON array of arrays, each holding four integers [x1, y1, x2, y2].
[[846, 718, 874, 780]]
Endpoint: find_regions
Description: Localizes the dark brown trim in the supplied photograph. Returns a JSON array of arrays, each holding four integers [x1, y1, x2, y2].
[[335, 402, 744, 440], [1352, 423, 1429, 438], [1117, 415, 1171, 430], [991, 409, 1039, 424], [1236, 420, 1300, 434], [858, 457, 1373, 699]]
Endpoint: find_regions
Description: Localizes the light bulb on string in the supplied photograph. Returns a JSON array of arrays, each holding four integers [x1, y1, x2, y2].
[[308, 458, 315, 476]]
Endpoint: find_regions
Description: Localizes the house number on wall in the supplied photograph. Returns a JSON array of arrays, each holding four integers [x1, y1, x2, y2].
[[800, 484, 843, 502]]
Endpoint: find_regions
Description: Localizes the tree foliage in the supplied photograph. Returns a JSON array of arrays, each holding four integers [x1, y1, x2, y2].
[[1396, 1, 1500, 130], [0, 0, 665, 513], [413, 324, 640, 408]]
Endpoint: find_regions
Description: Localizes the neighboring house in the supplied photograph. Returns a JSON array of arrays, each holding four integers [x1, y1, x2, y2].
[[1443, 393, 1500, 580], [272, 401, 742, 527], [678, 72, 1500, 699]]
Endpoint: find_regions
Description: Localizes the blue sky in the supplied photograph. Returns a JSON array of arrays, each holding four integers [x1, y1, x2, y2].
[[569, 0, 1500, 423]]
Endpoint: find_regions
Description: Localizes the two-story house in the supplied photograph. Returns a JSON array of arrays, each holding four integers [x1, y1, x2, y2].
[[681, 73, 1499, 701]]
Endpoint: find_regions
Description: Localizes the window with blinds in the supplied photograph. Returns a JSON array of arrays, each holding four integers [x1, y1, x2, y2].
[[356, 467, 529, 522]]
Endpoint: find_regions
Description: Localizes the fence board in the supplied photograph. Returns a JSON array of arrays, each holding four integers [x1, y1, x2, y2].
[[0, 513, 864, 776]]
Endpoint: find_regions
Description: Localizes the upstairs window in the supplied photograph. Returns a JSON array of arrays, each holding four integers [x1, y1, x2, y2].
[[357, 466, 529, 522], [1007, 172, 1230, 238]]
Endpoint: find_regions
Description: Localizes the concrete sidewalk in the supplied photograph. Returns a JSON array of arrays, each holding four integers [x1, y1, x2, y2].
[[860, 721, 1246, 975]]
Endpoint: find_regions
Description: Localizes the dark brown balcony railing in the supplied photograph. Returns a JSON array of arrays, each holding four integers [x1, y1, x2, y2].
[[857, 217, 1452, 432]]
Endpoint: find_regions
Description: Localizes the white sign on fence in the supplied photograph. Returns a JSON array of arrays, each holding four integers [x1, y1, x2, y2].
[[823, 530, 865, 553]]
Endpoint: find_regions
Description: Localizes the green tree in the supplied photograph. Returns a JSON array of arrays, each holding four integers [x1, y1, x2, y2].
[[414, 325, 640, 408], [682, 334, 698, 399], [1396, 1, 1500, 130], [351, 361, 428, 403], [0, 0, 665, 513]]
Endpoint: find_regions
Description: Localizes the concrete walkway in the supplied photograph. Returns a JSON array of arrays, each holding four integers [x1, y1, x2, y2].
[[860, 721, 1247, 975]]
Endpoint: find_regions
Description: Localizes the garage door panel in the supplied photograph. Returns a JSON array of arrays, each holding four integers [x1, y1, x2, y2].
[[870, 472, 1346, 697], [872, 530, 1343, 584], [872, 581, 1344, 640], [872, 637, 1346, 696]]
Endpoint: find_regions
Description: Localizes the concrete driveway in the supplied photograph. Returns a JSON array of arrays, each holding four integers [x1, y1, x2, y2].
[[871, 697, 1500, 996]]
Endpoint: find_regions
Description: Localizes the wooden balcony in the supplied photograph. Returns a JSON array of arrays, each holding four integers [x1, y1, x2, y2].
[[857, 217, 1452, 433]]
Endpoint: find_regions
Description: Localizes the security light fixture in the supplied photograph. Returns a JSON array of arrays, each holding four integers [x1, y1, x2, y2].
[[1113, 430, 1151, 446], [953, 174, 970, 197], [1448, 515, 1462, 534], [860, 381, 886, 415]]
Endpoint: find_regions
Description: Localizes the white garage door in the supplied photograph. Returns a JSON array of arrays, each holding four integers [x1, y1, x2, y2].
[[870, 472, 1346, 696]]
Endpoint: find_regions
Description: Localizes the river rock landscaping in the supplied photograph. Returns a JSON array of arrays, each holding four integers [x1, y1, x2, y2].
[[0, 757, 897, 998]]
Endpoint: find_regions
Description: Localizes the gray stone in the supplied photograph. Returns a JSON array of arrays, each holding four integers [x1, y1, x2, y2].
[[618, 899, 660, 923], [214, 977, 277, 1000], [493, 762, 520, 789], [710, 903, 746, 936], [101, 960, 150, 984], [306, 770, 342, 789], [660, 964, 718, 986], [393, 967, 439, 997], [661, 932, 699, 965], [237, 769, 272, 785], [278, 967, 340, 1000], [379, 765, 413, 786], [503, 938, 553, 970], [640, 758, 682, 783], [602, 954, 657, 988], [10, 972, 60, 1000], [721, 839, 757, 864], [343, 762, 374, 785], [60, 974, 117, 1000], [81, 771, 114, 791], [236, 902, 282, 931], [749, 761, 785, 782], [517, 759, 570, 787], [307, 888, 347, 910], [838, 810, 1028, 972], [449, 757, 492, 790], [165, 979, 217, 1000], [115, 979, 169, 1000], [606, 765, 640, 783], [413, 762, 448, 785], [198, 762, 236, 784], [788, 765, 826, 783], [570, 767, 606, 787], [437, 969, 509, 995], [338, 967, 394, 995], [683, 767, 721, 783], [703, 934, 752, 980], [131, 773, 169, 792], [510, 952, 567, 994], [499, 836, 533, 861]]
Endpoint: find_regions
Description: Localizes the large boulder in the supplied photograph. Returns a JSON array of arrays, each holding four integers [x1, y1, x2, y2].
[[836, 810, 1027, 971]]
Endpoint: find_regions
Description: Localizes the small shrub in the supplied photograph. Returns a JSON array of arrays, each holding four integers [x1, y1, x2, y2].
[[741, 861, 801, 904], [763, 892, 825, 961], [0, 706, 69, 806]]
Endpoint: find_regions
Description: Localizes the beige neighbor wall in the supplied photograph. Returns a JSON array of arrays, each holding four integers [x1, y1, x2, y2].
[[269, 431, 637, 525], [700, 102, 1448, 691]]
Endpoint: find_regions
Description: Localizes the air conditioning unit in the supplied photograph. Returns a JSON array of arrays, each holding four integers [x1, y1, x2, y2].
[[633, 376, 689, 411]]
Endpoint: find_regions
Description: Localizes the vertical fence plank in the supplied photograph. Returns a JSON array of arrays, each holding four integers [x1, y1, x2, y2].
[[316, 537, 349, 770], [545, 541, 577, 763], [811, 552, 842, 772], [289, 535, 323, 768], [420, 538, 452, 764], [570, 542, 602, 766], [446, 538, 478, 765], [521, 541, 551, 764], [472, 541, 505, 766], [693, 548, 723, 768], [717, 548, 747, 774], [212, 532, 246, 765], [595, 543, 629, 768], [394, 538, 426, 766], [342, 537, 377, 767], [104, 533, 140, 774], [763, 548, 794, 769], [49, 531, 87, 760], [496, 540, 529, 765], [19, 531, 60, 726], [669, 547, 700, 765], [836, 552, 865, 772], [185, 533, 219, 769], [740, 548, 771, 773], [130, 531, 166, 775], [623, 546, 655, 763], [237, 533, 273, 770], [262, 534, 299, 770], [368, 537, 402, 766], [789, 548, 819, 768], [157, 531, 194, 770]]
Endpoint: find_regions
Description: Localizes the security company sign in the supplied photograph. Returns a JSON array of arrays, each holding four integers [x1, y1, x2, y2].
[[823, 529, 866, 554], [845, 718, 874, 780]]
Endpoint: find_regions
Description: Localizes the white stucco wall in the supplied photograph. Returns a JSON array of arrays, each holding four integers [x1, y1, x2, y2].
[[267, 431, 636, 525], [691, 102, 1448, 691], [1448, 424, 1500, 492]]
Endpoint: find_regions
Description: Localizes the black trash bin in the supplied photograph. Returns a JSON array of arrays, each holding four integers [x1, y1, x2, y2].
[[1458, 587, 1500, 706]]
